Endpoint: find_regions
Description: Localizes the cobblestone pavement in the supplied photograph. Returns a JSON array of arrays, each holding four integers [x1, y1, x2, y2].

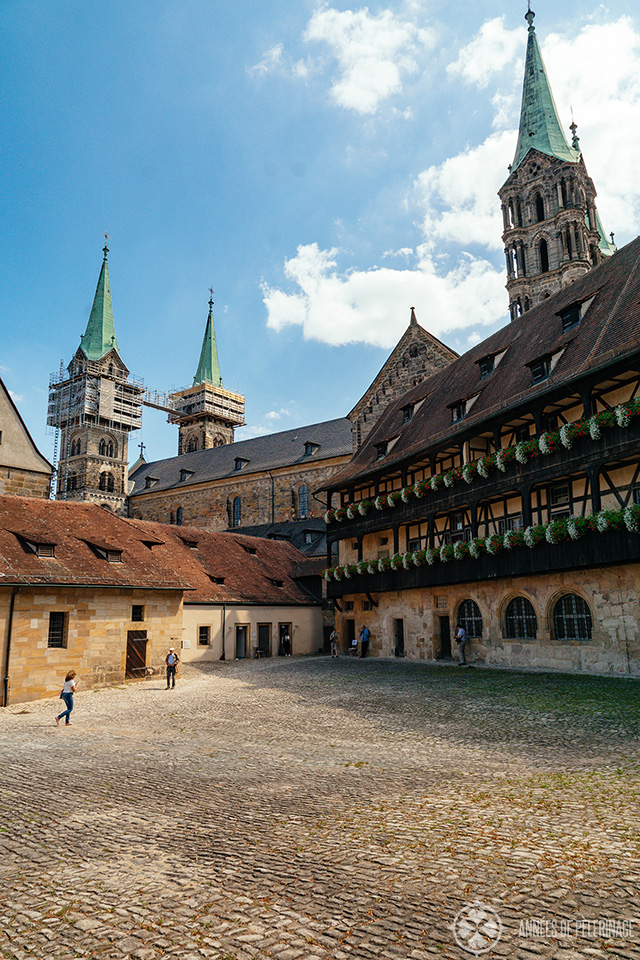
[[1, 657, 639, 960]]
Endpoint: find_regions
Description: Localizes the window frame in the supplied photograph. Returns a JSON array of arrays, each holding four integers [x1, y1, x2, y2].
[[457, 599, 483, 639], [47, 611, 68, 649], [553, 594, 593, 641], [504, 597, 537, 640]]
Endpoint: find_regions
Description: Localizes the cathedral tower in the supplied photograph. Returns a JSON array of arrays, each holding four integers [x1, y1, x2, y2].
[[498, 6, 616, 320], [168, 292, 245, 454], [47, 242, 143, 513]]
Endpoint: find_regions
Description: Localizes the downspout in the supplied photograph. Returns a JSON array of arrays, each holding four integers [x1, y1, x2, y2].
[[220, 604, 226, 660], [3, 586, 20, 708]]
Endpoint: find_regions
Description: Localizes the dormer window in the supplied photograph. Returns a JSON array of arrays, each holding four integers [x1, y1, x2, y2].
[[208, 575, 225, 585], [478, 356, 494, 378], [451, 400, 466, 423], [234, 457, 250, 471], [243, 545, 257, 556], [559, 304, 581, 332], [145, 476, 159, 489], [179, 469, 194, 482], [529, 356, 551, 384], [375, 442, 388, 460], [304, 442, 319, 457], [270, 578, 284, 588], [21, 538, 55, 558], [402, 404, 414, 423], [90, 545, 123, 562]]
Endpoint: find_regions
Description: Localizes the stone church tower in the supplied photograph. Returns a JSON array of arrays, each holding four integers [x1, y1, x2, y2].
[[47, 243, 143, 513], [168, 293, 245, 455], [498, 7, 616, 321]]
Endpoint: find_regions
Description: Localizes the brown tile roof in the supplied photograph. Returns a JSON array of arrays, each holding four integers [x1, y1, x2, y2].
[[124, 519, 321, 606], [0, 496, 186, 589], [329, 235, 640, 489]]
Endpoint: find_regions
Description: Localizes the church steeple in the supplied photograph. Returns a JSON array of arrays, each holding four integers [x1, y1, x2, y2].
[[80, 241, 120, 361], [498, 6, 615, 321], [193, 291, 223, 387], [511, 7, 579, 172]]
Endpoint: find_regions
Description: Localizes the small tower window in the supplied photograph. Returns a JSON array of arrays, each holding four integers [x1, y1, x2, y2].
[[187, 436, 199, 452], [298, 484, 309, 519], [535, 194, 545, 222], [232, 496, 241, 527], [539, 239, 549, 273]]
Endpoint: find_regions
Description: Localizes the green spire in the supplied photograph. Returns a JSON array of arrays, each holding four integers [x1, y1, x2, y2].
[[80, 241, 120, 360], [193, 291, 223, 387], [511, 7, 580, 171]]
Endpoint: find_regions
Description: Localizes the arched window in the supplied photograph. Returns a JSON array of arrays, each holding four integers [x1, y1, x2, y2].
[[554, 594, 592, 640], [107, 474, 115, 492], [298, 484, 309, 519], [232, 496, 241, 528], [99, 473, 107, 490], [99, 472, 115, 492], [535, 193, 545, 222], [66, 474, 77, 492], [504, 597, 537, 639], [187, 436, 199, 452], [539, 239, 549, 273], [99, 439, 106, 456], [458, 600, 482, 639], [176, 507, 183, 526]]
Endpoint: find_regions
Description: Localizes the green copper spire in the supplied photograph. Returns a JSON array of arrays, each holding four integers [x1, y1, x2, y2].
[[511, 7, 580, 171], [193, 291, 223, 387], [79, 241, 120, 360]]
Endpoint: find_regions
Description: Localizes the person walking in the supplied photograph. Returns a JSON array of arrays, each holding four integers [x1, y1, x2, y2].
[[165, 647, 179, 688], [359, 625, 370, 658], [55, 670, 78, 726], [329, 628, 339, 658], [455, 625, 467, 665]]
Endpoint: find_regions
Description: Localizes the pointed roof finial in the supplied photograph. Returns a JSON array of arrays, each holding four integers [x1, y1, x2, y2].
[[193, 289, 223, 387], [525, 2, 535, 30], [410, 306, 417, 326], [79, 241, 120, 360], [103, 232, 110, 261], [610, 232, 615, 245]]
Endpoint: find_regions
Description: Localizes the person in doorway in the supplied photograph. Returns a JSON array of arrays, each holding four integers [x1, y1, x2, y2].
[[455, 625, 467, 665], [359, 625, 370, 658], [329, 628, 339, 658], [283, 633, 292, 656], [56, 670, 78, 726], [166, 647, 179, 688]]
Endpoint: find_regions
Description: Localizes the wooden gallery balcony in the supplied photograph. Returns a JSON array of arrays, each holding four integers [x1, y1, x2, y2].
[[326, 526, 640, 598], [327, 423, 640, 545]]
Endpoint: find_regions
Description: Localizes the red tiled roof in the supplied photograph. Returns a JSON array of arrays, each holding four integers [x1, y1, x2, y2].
[[124, 519, 321, 605], [0, 496, 187, 589], [329, 235, 640, 489]]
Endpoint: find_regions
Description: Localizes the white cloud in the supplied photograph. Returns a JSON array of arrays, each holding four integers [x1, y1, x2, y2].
[[9, 390, 24, 403], [249, 44, 284, 76], [235, 425, 272, 440], [415, 130, 514, 252], [265, 408, 293, 420], [447, 16, 523, 89], [303, 5, 435, 114], [263, 243, 505, 347]]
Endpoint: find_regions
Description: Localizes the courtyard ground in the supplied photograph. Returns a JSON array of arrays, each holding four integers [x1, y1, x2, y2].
[[0, 656, 639, 960]]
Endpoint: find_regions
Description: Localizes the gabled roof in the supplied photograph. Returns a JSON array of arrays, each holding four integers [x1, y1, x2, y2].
[[328, 235, 640, 490], [0, 377, 52, 475], [193, 294, 223, 387], [129, 418, 353, 496], [0, 496, 185, 589], [510, 10, 579, 172], [125, 519, 321, 605], [79, 244, 120, 361]]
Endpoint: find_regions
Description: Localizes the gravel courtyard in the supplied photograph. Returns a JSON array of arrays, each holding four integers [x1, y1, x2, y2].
[[0, 657, 639, 960]]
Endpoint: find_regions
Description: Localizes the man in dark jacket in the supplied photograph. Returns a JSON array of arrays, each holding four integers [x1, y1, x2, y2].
[[166, 647, 180, 688]]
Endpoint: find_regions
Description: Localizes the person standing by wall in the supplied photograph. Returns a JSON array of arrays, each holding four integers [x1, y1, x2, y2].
[[359, 625, 370, 658], [55, 671, 78, 726], [329, 628, 338, 658], [165, 647, 179, 688], [455, 625, 467, 666]]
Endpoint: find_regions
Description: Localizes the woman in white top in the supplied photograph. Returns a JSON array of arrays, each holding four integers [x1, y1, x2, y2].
[[56, 670, 78, 726]]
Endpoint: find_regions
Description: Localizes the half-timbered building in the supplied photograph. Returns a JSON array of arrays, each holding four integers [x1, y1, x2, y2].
[[324, 236, 640, 675]]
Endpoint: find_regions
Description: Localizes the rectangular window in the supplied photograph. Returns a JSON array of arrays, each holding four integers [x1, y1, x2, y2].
[[48, 611, 67, 649], [402, 404, 414, 423], [362, 601, 373, 611], [530, 358, 550, 384], [634, 487, 640, 506], [198, 626, 211, 646], [131, 605, 144, 622], [375, 442, 387, 460], [550, 483, 570, 506], [560, 305, 581, 331], [478, 356, 494, 378], [515, 424, 530, 443], [451, 401, 466, 422], [344, 601, 354, 611]]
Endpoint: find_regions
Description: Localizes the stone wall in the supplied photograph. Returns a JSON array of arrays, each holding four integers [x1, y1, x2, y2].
[[128, 458, 347, 529], [334, 564, 640, 677], [1, 586, 183, 705], [0, 467, 51, 499], [181, 603, 323, 661]]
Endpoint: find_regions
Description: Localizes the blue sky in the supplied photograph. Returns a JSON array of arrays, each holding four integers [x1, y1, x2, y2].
[[2, 0, 640, 466]]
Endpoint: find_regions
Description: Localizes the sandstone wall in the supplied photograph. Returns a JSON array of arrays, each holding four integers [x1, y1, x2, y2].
[[0, 467, 51, 499]]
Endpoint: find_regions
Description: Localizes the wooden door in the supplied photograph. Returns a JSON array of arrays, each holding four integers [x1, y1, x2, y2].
[[235, 624, 248, 660], [258, 623, 271, 657], [438, 616, 451, 659], [126, 630, 147, 678], [394, 619, 405, 657]]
